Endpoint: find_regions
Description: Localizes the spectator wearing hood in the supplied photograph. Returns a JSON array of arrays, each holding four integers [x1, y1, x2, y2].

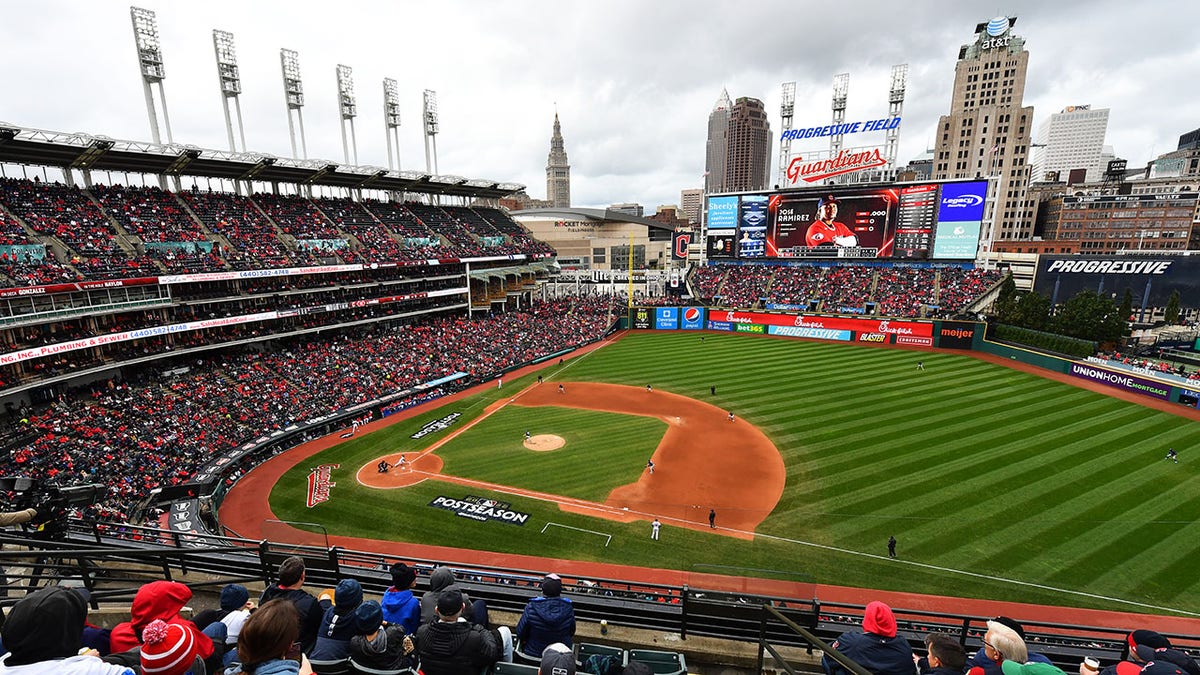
[[108, 580, 225, 675], [415, 590, 502, 675], [967, 617, 1051, 675], [349, 600, 415, 673], [0, 585, 135, 675], [823, 600, 914, 675], [420, 566, 487, 626], [381, 562, 422, 635], [309, 578, 364, 661], [258, 555, 322, 654], [516, 574, 575, 659]]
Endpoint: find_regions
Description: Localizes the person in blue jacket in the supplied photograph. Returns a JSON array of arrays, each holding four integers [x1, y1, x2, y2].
[[515, 574, 575, 659], [381, 563, 422, 636]]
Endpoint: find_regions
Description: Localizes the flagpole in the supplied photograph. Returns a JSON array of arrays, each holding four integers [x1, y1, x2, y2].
[[627, 231, 634, 309]]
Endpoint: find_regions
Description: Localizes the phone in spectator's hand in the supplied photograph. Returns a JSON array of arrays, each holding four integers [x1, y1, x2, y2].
[[286, 641, 303, 663]]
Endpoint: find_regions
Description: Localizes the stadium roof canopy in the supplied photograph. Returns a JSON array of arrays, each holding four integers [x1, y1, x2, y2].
[[0, 124, 524, 199], [510, 207, 676, 233]]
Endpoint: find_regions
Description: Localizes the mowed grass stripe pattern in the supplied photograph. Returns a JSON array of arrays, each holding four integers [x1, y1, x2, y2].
[[268, 331, 1200, 613], [560, 331, 1200, 609]]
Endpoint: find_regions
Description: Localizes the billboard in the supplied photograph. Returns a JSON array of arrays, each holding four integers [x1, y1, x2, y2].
[[680, 307, 706, 330], [1033, 255, 1200, 309], [706, 196, 739, 258], [712, 310, 934, 337], [709, 179, 987, 261], [1068, 363, 1172, 401], [654, 307, 679, 330], [937, 320, 980, 349], [671, 231, 692, 260]]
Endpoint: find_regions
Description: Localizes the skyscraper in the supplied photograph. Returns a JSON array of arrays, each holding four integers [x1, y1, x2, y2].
[[724, 97, 772, 193], [1031, 105, 1110, 183], [933, 16, 1035, 243], [704, 89, 731, 193], [680, 188, 702, 224], [546, 113, 571, 208]]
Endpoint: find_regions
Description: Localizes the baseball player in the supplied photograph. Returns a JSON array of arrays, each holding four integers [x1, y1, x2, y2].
[[558, 383, 565, 394], [646, 384, 653, 393], [651, 518, 661, 541], [805, 194, 858, 247], [646, 459, 655, 474], [727, 411, 735, 422], [525, 430, 531, 441], [396, 454, 409, 471], [917, 360, 925, 370], [377, 459, 389, 473], [1167, 447, 1179, 463]]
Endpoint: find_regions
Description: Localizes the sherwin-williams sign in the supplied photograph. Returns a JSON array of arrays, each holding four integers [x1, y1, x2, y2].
[[1068, 363, 1171, 401]]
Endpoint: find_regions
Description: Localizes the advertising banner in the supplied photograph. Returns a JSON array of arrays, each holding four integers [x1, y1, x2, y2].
[[706, 320, 734, 331], [1068, 363, 1172, 400], [735, 323, 765, 334], [631, 307, 652, 329], [1034, 255, 1200, 309], [680, 307, 706, 330], [768, 325, 852, 341], [738, 195, 768, 258], [671, 231, 692, 260], [937, 320, 980, 349], [654, 307, 679, 330], [706, 196, 739, 258], [714, 310, 934, 337], [895, 335, 934, 346], [855, 332, 892, 344]]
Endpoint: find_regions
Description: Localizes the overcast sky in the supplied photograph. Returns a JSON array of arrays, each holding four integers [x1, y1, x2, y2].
[[2, 0, 1198, 210]]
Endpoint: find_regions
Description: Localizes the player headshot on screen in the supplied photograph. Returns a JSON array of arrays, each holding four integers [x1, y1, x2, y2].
[[805, 195, 858, 247]]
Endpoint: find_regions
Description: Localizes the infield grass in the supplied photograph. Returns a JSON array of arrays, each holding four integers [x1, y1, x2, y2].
[[268, 331, 1200, 615]]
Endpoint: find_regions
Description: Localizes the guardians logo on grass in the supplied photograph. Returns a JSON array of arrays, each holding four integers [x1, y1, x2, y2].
[[306, 464, 339, 508], [429, 495, 530, 526], [411, 413, 462, 439]]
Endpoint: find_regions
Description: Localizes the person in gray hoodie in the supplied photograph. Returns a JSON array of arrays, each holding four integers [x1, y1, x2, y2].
[[349, 600, 416, 673], [420, 566, 488, 627]]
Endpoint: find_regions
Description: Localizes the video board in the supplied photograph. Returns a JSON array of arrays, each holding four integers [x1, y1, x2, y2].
[[705, 179, 987, 261]]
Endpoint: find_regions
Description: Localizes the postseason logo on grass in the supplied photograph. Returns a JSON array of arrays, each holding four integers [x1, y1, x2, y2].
[[411, 413, 462, 439], [429, 495, 530, 526]]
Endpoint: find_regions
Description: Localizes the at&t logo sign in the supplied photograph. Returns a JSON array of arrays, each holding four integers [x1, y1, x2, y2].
[[980, 16, 1014, 50]]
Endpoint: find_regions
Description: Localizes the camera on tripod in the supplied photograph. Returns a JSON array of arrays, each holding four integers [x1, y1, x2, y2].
[[0, 476, 105, 539]]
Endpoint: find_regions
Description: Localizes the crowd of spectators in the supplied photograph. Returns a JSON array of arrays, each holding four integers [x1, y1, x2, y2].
[[692, 264, 1002, 318], [0, 296, 619, 521], [1101, 351, 1200, 381], [0, 179, 550, 287]]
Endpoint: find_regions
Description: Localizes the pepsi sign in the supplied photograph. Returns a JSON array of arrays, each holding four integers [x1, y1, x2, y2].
[[680, 307, 706, 330]]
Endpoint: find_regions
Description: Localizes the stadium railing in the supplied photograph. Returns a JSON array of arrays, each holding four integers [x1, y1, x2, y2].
[[1, 523, 1190, 670]]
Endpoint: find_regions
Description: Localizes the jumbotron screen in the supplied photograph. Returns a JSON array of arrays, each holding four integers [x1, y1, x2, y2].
[[705, 179, 987, 260]]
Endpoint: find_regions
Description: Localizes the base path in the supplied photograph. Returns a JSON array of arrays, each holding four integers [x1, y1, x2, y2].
[[514, 383, 786, 537]]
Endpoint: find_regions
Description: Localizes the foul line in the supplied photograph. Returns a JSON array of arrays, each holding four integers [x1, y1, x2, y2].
[[542, 522, 612, 547]]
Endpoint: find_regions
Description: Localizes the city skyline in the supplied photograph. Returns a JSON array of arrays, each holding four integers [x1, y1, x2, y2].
[[0, 0, 1198, 212]]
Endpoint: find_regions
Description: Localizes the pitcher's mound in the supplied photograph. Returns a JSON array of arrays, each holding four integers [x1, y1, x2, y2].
[[524, 434, 565, 451]]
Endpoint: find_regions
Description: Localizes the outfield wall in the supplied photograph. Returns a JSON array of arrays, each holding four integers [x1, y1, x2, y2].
[[629, 307, 1200, 410]]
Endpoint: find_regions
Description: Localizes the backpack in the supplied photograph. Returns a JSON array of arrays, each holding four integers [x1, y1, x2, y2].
[[582, 654, 624, 675]]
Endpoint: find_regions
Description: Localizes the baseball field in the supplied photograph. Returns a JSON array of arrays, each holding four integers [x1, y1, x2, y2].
[[263, 331, 1200, 615]]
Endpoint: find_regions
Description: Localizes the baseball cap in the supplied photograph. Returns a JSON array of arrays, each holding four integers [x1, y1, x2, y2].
[[540, 643, 576, 675], [992, 616, 1026, 639], [220, 583, 250, 611], [1139, 662, 1188, 675], [1000, 661, 1069, 675], [1128, 630, 1172, 659], [334, 578, 363, 610], [355, 600, 384, 635], [436, 589, 464, 617], [542, 573, 563, 597], [818, 194, 839, 207]]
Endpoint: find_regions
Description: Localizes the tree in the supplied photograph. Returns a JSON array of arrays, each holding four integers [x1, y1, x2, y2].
[[1119, 288, 1133, 324], [994, 273, 1019, 324], [1053, 290, 1123, 343], [1015, 291, 1052, 331], [1165, 290, 1181, 324]]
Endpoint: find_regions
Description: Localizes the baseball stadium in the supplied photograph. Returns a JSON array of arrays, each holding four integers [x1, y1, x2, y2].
[[2, 6, 1200, 675]]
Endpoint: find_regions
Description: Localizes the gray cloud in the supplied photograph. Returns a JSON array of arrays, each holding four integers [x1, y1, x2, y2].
[[1, 0, 1197, 210]]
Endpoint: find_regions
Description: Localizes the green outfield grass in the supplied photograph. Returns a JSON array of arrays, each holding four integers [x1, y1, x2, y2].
[[268, 331, 1200, 615]]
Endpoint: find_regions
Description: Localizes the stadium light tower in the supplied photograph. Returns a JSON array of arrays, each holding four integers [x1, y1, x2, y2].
[[280, 48, 308, 159], [212, 30, 247, 153], [777, 81, 796, 186], [383, 78, 402, 170], [884, 64, 908, 174], [336, 64, 359, 166], [130, 7, 174, 145], [830, 73, 849, 155], [422, 89, 439, 175]]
